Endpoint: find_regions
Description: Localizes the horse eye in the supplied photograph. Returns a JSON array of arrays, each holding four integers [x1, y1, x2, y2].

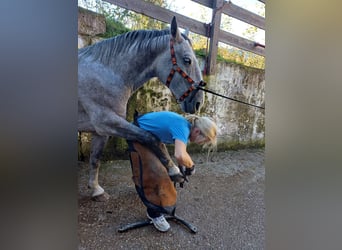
[[183, 57, 192, 65]]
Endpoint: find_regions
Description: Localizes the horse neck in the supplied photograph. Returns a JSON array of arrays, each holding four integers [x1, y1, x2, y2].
[[110, 34, 170, 91]]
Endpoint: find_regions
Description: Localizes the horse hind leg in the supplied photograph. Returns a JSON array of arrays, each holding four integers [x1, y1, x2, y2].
[[88, 134, 110, 201]]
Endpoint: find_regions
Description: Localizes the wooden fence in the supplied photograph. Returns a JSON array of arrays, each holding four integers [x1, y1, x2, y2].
[[103, 0, 265, 74]]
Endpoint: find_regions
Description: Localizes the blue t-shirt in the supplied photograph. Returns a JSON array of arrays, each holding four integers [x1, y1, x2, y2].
[[137, 111, 191, 145]]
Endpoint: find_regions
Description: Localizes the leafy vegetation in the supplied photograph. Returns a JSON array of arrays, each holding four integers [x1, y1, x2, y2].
[[78, 0, 264, 69], [100, 18, 130, 38]]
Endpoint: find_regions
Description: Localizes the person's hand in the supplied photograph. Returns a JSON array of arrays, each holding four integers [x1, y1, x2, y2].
[[172, 166, 187, 188]]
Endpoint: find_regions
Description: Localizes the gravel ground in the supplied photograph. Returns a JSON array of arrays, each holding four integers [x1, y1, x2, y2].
[[78, 149, 265, 250]]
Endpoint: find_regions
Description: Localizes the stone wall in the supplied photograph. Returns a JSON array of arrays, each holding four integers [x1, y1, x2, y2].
[[78, 8, 265, 160], [124, 62, 265, 149], [202, 62, 265, 147], [78, 7, 106, 48]]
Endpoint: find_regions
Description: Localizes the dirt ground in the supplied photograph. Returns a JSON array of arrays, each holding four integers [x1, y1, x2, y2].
[[78, 148, 265, 250]]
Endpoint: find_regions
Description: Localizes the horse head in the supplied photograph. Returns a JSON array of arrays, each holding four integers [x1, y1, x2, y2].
[[157, 17, 205, 114]]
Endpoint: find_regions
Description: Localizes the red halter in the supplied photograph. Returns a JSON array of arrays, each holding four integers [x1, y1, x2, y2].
[[165, 39, 206, 102]]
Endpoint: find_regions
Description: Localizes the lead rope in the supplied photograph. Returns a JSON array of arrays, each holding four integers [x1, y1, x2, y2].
[[197, 86, 265, 110]]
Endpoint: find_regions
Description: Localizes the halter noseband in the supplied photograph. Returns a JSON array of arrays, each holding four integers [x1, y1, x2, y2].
[[165, 39, 206, 102]]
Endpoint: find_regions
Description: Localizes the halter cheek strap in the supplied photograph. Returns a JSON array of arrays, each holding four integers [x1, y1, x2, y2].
[[165, 39, 206, 102]]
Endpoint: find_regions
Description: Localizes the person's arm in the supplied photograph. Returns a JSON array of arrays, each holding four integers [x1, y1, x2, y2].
[[174, 139, 194, 167]]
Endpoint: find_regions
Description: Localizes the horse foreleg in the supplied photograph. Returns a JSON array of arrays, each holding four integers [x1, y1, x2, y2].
[[134, 131, 173, 169], [88, 133, 110, 201], [157, 142, 184, 182], [149, 141, 174, 170], [140, 135, 184, 182]]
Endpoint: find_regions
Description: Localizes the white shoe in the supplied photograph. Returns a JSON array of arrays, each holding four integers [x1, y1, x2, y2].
[[147, 213, 170, 232]]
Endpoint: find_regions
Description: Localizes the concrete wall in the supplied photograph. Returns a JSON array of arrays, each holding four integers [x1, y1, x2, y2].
[[202, 62, 265, 146], [78, 8, 265, 160]]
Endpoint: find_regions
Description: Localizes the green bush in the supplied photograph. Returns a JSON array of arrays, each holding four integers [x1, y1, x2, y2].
[[100, 18, 130, 38]]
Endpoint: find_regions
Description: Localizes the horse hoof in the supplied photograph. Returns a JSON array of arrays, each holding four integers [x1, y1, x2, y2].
[[91, 192, 110, 202], [170, 174, 185, 183]]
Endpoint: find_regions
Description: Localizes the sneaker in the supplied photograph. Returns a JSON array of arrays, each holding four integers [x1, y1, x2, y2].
[[147, 213, 170, 232]]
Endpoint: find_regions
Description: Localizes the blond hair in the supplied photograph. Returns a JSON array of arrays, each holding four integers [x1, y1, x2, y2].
[[185, 114, 217, 149]]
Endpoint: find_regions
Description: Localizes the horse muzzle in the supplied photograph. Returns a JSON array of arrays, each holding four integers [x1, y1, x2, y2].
[[180, 86, 203, 114]]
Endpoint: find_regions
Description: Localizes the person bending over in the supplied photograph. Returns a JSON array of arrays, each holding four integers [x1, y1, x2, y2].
[[135, 111, 217, 232]]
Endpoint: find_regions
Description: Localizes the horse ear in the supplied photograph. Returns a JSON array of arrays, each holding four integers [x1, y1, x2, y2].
[[183, 28, 189, 37], [171, 16, 182, 42]]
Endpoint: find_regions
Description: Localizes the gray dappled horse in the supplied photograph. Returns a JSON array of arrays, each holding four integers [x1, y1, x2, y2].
[[78, 17, 205, 201]]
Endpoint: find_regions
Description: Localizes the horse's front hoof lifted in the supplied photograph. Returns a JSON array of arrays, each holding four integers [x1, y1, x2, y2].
[[170, 173, 185, 183], [91, 192, 110, 202]]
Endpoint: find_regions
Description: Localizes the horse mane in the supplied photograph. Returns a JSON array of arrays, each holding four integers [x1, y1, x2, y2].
[[79, 29, 192, 66], [79, 29, 169, 65]]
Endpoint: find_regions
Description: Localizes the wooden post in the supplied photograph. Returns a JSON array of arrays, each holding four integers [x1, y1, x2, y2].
[[207, 0, 224, 75]]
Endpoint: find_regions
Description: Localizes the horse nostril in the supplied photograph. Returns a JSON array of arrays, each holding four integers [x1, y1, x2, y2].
[[195, 102, 201, 110]]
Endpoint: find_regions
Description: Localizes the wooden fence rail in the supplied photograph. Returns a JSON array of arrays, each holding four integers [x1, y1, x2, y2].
[[103, 0, 265, 74]]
